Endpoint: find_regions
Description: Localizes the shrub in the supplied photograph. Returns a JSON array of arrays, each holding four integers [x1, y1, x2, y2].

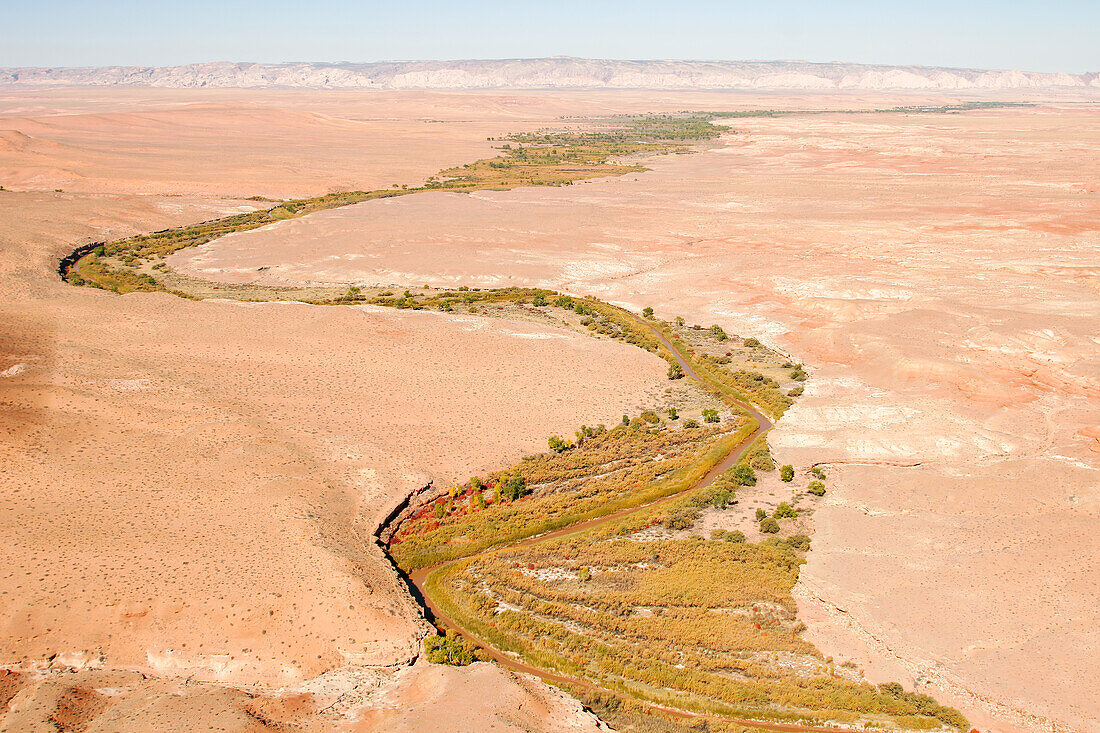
[[643, 306, 654, 318], [641, 410, 660, 424], [682, 419, 699, 428], [577, 566, 591, 582], [702, 408, 719, 423], [710, 489, 733, 510], [774, 502, 797, 519], [473, 493, 487, 510], [532, 293, 547, 306], [725, 530, 746, 543], [667, 363, 684, 380], [470, 476, 482, 491], [730, 464, 756, 486], [780, 464, 794, 482], [555, 295, 574, 308], [786, 534, 811, 551], [788, 386, 804, 397], [710, 325, 728, 341], [743, 337, 761, 348], [424, 634, 473, 665], [755, 508, 767, 521], [710, 529, 727, 540], [667, 407, 678, 420], [791, 365, 807, 381], [808, 480, 825, 496], [760, 517, 780, 534], [811, 466, 826, 480]]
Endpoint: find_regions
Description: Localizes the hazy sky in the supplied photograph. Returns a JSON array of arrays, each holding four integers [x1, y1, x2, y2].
[[2, 0, 1097, 72]]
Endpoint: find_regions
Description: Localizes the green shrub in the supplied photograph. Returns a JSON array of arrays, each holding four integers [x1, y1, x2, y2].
[[774, 502, 797, 519], [760, 517, 780, 534], [780, 464, 794, 482], [786, 534, 811, 551], [667, 363, 684, 380], [667, 407, 678, 420], [641, 410, 661, 424], [743, 337, 761, 348], [643, 306, 654, 318], [808, 480, 825, 496], [710, 325, 728, 341], [811, 466, 826, 480], [682, 419, 699, 428], [755, 508, 767, 521], [730, 464, 756, 486], [702, 408, 719, 423], [725, 530, 746, 543]]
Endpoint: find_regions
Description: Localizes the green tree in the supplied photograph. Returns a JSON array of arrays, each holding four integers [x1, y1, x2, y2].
[[425, 634, 473, 665], [532, 293, 547, 306], [667, 363, 684, 380], [502, 473, 527, 501], [710, 325, 728, 341], [808, 480, 826, 496], [548, 435, 572, 453], [643, 306, 654, 318], [780, 464, 795, 482], [470, 476, 482, 491], [702, 408, 719, 423]]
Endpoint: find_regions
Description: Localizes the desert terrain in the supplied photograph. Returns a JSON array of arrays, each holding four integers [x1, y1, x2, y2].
[[1, 86, 1097, 731]]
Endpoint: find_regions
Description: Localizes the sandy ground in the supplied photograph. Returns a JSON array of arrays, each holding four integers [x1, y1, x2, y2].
[[167, 99, 1100, 732], [0, 89, 682, 731]]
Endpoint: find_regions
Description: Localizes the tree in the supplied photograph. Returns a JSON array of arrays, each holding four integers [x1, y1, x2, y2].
[[667, 363, 684, 380], [643, 306, 654, 318], [710, 325, 728, 341], [548, 435, 572, 453], [470, 476, 482, 491], [434, 503, 446, 519], [780, 464, 795, 482], [622, 414, 630, 426], [811, 466, 826, 480], [675, 316, 685, 326], [473, 493, 487, 510], [702, 408, 719, 423], [532, 293, 547, 306], [425, 634, 473, 665], [502, 473, 527, 501], [760, 517, 780, 534], [808, 480, 826, 496], [774, 502, 797, 519]]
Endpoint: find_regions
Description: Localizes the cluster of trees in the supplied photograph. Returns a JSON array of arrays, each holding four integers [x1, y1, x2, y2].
[[424, 633, 473, 666]]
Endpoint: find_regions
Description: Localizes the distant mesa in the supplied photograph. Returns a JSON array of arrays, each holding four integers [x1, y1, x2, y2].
[[1, 58, 1097, 91]]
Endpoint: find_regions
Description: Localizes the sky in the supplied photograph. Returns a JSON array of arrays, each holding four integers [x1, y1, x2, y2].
[[1, 0, 1097, 73]]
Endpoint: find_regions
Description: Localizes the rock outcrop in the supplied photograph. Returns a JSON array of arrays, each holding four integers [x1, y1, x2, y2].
[[2, 57, 1097, 91]]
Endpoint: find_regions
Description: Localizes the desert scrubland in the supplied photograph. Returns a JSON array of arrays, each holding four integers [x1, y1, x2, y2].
[[1, 86, 1097, 731]]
